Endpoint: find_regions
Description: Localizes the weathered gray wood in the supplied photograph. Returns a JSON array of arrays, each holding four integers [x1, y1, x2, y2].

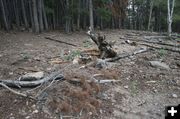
[[0, 72, 64, 88], [89, 0, 94, 31], [106, 48, 148, 62], [140, 43, 180, 53], [87, 29, 117, 58], [45, 37, 77, 47]]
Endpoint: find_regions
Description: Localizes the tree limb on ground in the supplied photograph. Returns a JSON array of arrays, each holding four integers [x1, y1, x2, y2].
[[0, 71, 64, 88], [45, 36, 78, 47], [105, 48, 149, 62], [0, 82, 35, 100], [140, 43, 180, 53], [129, 38, 180, 47]]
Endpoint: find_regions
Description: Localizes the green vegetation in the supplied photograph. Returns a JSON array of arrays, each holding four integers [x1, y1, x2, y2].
[[64, 50, 81, 61], [0, 0, 179, 33], [130, 80, 139, 96], [158, 48, 167, 57], [83, 40, 92, 48]]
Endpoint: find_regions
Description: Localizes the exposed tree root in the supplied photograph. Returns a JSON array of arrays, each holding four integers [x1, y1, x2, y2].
[[86, 29, 117, 58]]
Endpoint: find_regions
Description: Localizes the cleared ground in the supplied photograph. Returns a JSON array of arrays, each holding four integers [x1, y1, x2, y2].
[[0, 30, 179, 119]]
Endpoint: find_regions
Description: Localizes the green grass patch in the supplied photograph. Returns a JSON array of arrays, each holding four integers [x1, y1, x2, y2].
[[158, 48, 167, 57], [64, 50, 81, 61]]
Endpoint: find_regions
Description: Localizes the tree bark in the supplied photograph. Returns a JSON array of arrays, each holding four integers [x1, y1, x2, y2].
[[87, 29, 117, 59], [21, 0, 28, 29], [28, 0, 34, 31], [148, 0, 154, 31], [32, 0, 39, 33], [38, 0, 44, 32], [167, 0, 175, 37], [65, 0, 70, 33], [0, 0, 9, 30], [132, 0, 135, 29], [13, 0, 20, 29], [77, 0, 81, 30], [42, 0, 48, 30], [89, 0, 94, 31], [0, 72, 64, 88]]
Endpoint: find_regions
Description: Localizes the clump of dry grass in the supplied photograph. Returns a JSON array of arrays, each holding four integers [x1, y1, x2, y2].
[[47, 71, 102, 117]]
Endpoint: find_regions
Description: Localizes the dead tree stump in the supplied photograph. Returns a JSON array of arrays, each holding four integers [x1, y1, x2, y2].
[[86, 29, 117, 59]]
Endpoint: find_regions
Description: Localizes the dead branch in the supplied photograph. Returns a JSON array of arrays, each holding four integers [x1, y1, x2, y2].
[[0, 72, 64, 88], [105, 48, 149, 62], [142, 40, 180, 47], [143, 36, 168, 39], [0, 83, 35, 100], [140, 43, 180, 53], [96, 79, 121, 84], [68, 77, 120, 84], [35, 78, 56, 98], [86, 29, 117, 58], [129, 39, 180, 47], [45, 36, 77, 47]]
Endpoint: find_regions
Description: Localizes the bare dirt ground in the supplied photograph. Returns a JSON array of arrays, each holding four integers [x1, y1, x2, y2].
[[0, 30, 179, 119]]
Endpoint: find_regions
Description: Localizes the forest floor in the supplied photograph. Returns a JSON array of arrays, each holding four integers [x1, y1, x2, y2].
[[0, 30, 179, 119]]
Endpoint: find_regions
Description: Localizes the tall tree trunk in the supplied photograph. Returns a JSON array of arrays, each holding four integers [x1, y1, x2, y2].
[[118, 18, 121, 29], [167, 0, 175, 37], [100, 16, 103, 30], [148, 0, 153, 31], [32, 0, 39, 33], [38, 0, 44, 32], [42, 0, 48, 30], [77, 0, 81, 30], [0, 0, 9, 30], [65, 0, 70, 33], [13, 0, 20, 29], [52, 12, 56, 29], [89, 0, 94, 31], [112, 17, 115, 29], [21, 0, 28, 29], [132, 0, 135, 29], [29, 0, 34, 31]]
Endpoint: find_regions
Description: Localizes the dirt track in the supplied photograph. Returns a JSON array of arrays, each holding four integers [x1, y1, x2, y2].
[[0, 30, 179, 119]]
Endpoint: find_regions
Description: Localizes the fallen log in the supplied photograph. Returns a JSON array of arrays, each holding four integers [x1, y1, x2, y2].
[[106, 48, 149, 62], [129, 39, 180, 47], [140, 43, 180, 53], [142, 40, 180, 47], [45, 36, 77, 47], [143, 36, 168, 39], [86, 28, 117, 58], [0, 72, 64, 88]]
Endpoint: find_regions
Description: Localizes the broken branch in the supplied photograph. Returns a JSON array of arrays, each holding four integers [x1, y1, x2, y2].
[[140, 43, 180, 53], [86, 29, 117, 58], [0, 83, 35, 100], [106, 48, 149, 62], [0, 72, 64, 88], [45, 37, 77, 47]]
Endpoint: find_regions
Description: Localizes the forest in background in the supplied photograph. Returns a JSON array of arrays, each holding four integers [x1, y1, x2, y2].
[[0, 0, 179, 33]]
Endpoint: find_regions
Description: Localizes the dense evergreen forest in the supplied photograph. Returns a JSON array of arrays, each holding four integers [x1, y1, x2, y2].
[[0, 0, 179, 34]]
